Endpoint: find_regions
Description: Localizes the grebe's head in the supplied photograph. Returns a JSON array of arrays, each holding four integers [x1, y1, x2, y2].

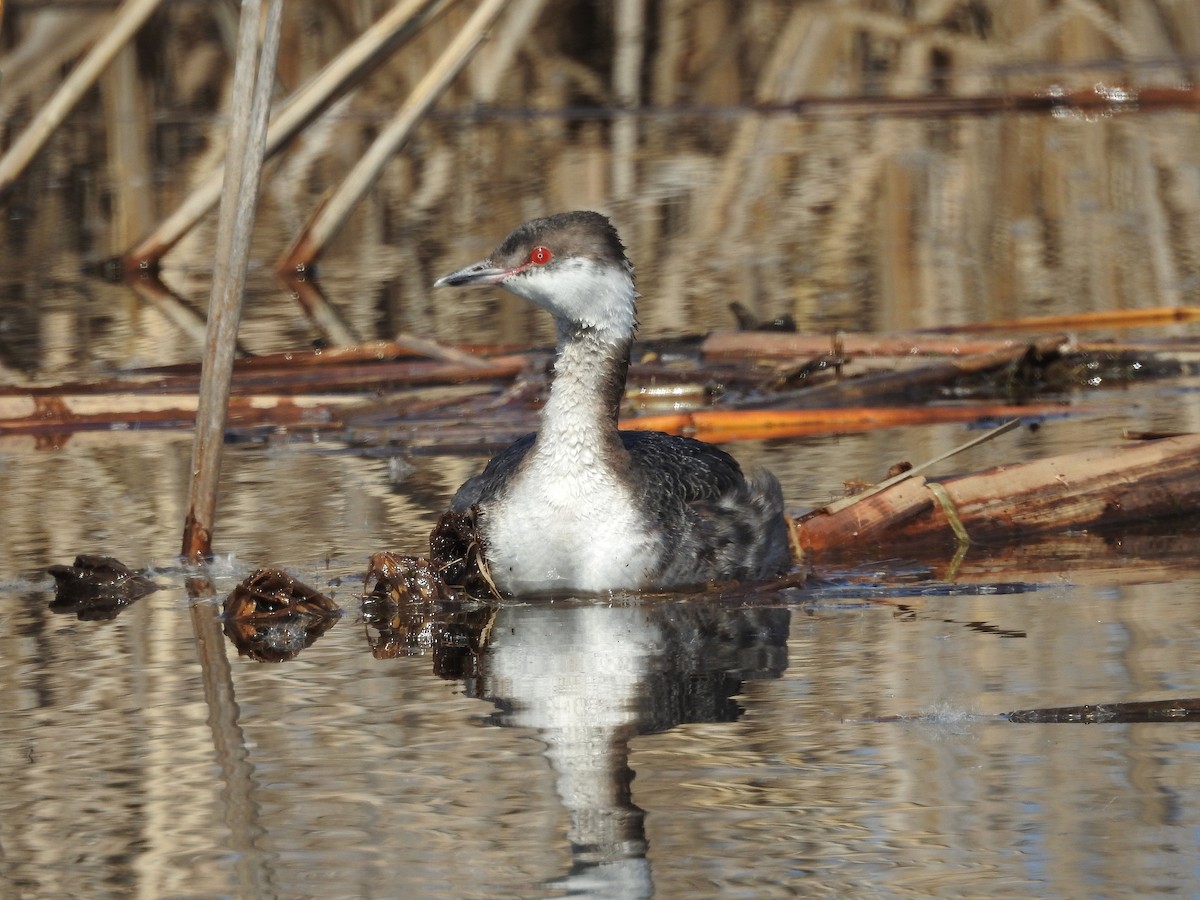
[[435, 211, 636, 339]]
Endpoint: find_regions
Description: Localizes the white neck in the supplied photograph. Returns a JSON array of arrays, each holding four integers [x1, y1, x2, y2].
[[538, 329, 630, 452]]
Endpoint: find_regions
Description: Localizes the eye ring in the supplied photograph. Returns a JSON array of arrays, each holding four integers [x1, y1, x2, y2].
[[529, 246, 552, 266]]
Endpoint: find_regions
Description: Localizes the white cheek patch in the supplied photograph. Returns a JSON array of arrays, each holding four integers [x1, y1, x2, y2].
[[510, 261, 637, 339]]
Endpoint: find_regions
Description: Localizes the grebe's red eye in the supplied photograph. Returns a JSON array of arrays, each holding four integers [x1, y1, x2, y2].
[[529, 246, 552, 266]]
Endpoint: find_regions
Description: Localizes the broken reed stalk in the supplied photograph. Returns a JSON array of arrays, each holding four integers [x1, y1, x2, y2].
[[0, 0, 166, 197], [795, 433, 1200, 558], [122, 0, 442, 270], [917, 306, 1200, 334], [278, 0, 511, 273], [182, 0, 284, 561]]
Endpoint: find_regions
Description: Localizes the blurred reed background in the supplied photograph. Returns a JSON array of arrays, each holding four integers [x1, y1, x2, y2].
[[1, 0, 1197, 373]]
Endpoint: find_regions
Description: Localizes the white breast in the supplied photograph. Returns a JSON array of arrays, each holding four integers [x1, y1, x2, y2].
[[480, 442, 662, 594]]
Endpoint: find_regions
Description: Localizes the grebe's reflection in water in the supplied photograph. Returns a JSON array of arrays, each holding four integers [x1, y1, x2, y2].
[[464, 602, 790, 896]]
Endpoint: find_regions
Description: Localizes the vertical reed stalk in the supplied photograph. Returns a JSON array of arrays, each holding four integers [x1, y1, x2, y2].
[[101, 43, 154, 252], [189, 595, 273, 896], [182, 0, 284, 561], [611, 0, 645, 204]]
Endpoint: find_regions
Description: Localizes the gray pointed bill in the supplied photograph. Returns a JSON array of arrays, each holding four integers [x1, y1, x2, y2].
[[434, 260, 512, 288]]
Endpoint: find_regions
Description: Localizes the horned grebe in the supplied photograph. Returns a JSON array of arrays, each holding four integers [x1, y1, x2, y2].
[[434, 211, 789, 595]]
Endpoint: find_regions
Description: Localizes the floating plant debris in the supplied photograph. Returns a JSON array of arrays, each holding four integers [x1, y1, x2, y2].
[[46, 555, 158, 621], [222, 568, 341, 662]]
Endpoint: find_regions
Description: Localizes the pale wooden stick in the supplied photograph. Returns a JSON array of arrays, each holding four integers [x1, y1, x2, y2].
[[279, 0, 510, 272], [0, 0, 166, 196], [611, 0, 645, 202], [124, 0, 442, 268], [182, 0, 284, 561]]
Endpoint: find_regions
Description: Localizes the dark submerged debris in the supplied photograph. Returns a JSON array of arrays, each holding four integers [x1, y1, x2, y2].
[[222, 568, 341, 662], [363, 508, 500, 603], [729, 301, 796, 333], [47, 554, 158, 620], [428, 507, 502, 599], [1006, 697, 1200, 724], [361, 549, 495, 675], [971, 344, 1186, 402], [762, 350, 848, 391], [362, 591, 493, 676], [362, 551, 450, 602]]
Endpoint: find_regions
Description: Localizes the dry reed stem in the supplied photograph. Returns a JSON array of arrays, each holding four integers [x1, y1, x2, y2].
[[100, 43, 155, 252], [0, 10, 108, 116], [0, 0, 166, 196], [123, 0, 443, 269], [611, 0, 646, 202], [471, 0, 547, 103], [126, 276, 216, 349], [187, 593, 273, 895], [183, 0, 283, 561], [281, 271, 361, 346], [278, 0, 510, 274]]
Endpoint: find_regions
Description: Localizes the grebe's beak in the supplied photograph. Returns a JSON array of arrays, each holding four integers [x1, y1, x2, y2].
[[434, 259, 513, 288]]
